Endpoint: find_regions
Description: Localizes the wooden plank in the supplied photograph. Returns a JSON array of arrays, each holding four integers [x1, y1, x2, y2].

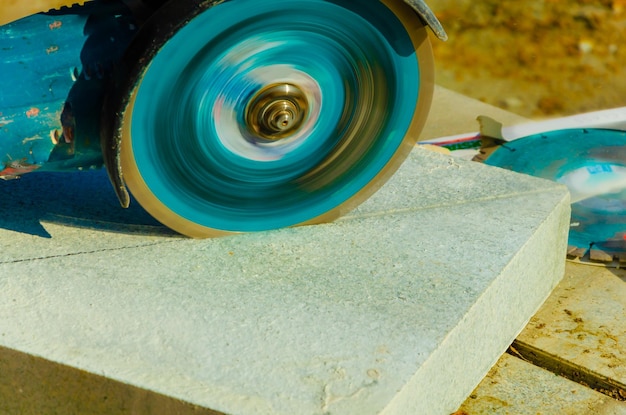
[[509, 341, 626, 400], [516, 262, 626, 391], [454, 354, 626, 415]]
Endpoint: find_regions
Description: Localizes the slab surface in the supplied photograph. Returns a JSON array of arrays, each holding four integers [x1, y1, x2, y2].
[[0, 148, 569, 415]]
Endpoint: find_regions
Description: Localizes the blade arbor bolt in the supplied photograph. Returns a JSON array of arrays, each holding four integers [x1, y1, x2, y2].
[[246, 83, 308, 141]]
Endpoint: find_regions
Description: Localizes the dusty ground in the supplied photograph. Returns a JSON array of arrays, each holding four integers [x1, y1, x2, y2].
[[428, 0, 626, 118]]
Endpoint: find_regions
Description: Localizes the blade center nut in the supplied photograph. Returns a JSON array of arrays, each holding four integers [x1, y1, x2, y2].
[[246, 83, 308, 141]]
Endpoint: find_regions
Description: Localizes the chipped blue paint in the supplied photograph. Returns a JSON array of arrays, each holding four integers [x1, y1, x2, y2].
[[0, 2, 136, 178]]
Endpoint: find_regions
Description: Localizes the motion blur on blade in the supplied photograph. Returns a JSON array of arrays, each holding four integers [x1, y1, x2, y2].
[[0, 0, 445, 237]]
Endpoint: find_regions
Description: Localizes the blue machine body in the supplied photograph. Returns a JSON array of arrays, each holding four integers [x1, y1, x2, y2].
[[0, 0, 445, 236], [0, 2, 136, 178]]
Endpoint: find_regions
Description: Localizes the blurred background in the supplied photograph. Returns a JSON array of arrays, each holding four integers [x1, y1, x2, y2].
[[428, 0, 626, 118]]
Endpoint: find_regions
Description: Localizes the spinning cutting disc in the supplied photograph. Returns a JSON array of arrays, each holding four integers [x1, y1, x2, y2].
[[119, 0, 434, 237], [484, 128, 626, 257]]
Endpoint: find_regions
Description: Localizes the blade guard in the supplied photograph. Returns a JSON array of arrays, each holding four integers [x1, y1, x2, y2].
[[403, 0, 447, 41]]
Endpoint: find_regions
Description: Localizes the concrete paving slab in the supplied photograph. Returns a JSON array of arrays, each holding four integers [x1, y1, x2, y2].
[[421, 86, 528, 139], [516, 262, 626, 394], [0, 145, 569, 415], [455, 354, 626, 415]]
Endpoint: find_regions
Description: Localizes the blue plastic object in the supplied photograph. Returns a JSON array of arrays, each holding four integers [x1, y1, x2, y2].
[[485, 128, 626, 253]]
